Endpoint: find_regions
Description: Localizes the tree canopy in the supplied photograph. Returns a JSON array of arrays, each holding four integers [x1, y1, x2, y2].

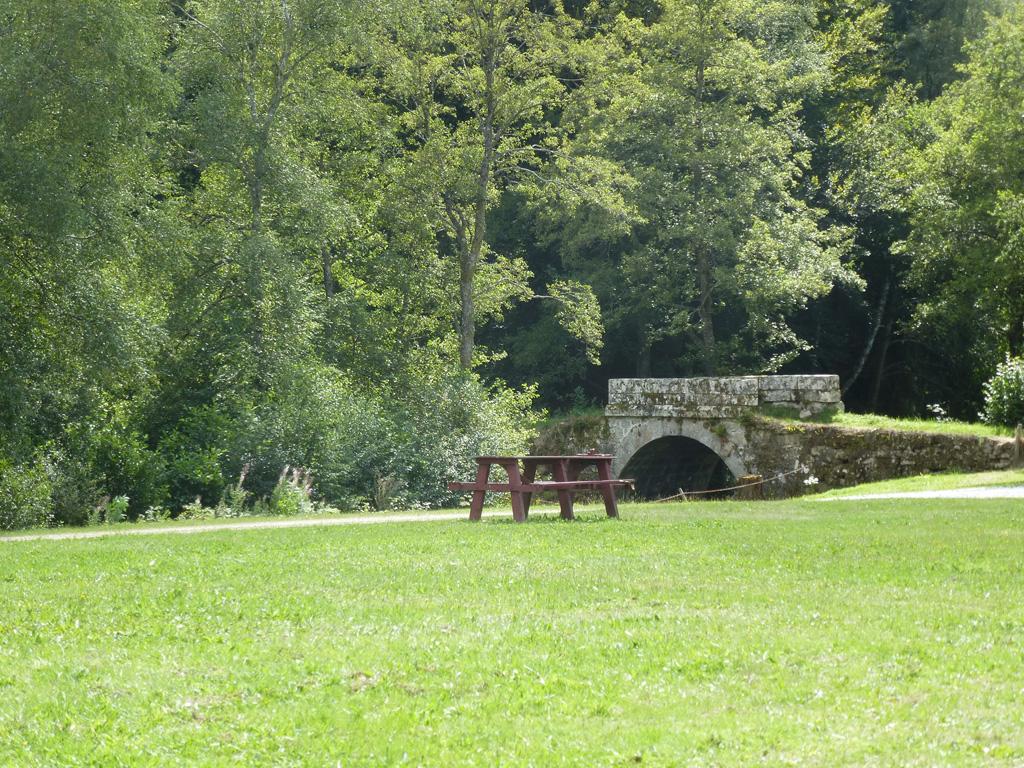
[[1, 0, 1021, 525]]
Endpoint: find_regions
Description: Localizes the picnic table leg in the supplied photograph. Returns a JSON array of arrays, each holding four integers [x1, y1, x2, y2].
[[469, 461, 490, 521], [552, 460, 575, 520], [521, 461, 537, 519], [597, 460, 620, 518], [504, 461, 528, 523]]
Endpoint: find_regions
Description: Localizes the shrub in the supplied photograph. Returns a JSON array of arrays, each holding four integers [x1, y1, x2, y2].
[[266, 467, 314, 516], [983, 356, 1024, 427], [147, 360, 540, 515], [242, 363, 539, 510], [157, 405, 236, 509], [385, 369, 539, 508], [140, 505, 172, 522], [45, 447, 101, 527], [89, 417, 167, 519], [105, 495, 130, 524], [177, 497, 212, 520], [0, 457, 53, 531], [242, 364, 390, 509], [216, 465, 251, 517], [46, 407, 167, 525]]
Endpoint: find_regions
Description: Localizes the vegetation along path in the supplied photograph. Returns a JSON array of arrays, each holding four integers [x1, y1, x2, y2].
[[6, 469, 1024, 543]]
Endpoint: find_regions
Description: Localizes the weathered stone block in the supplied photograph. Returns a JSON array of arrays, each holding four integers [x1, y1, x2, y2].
[[609, 375, 841, 417], [797, 389, 842, 404], [761, 391, 798, 403], [795, 375, 841, 392]]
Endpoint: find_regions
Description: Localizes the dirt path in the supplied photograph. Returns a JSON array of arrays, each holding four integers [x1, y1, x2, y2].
[[820, 486, 1024, 502], [0, 509, 529, 544], [8, 485, 1022, 542]]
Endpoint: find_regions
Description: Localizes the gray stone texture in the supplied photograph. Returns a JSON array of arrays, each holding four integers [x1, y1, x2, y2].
[[744, 420, 1018, 497], [543, 376, 1024, 497], [607, 375, 842, 419]]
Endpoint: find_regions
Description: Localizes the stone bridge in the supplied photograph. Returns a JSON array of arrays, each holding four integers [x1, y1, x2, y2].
[[606, 376, 842, 496], [577, 376, 1019, 498]]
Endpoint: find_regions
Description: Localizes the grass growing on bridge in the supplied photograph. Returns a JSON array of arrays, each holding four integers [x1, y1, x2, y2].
[[773, 409, 1015, 438], [3, 499, 1024, 766]]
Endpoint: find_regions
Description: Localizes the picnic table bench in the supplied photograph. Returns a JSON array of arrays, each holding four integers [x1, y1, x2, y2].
[[448, 453, 634, 522]]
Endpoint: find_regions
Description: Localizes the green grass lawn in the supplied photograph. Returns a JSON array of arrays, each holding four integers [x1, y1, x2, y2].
[[809, 468, 1024, 498], [771, 409, 1016, 438], [3, 499, 1024, 766]]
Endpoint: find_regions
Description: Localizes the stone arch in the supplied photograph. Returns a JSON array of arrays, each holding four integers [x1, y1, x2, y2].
[[610, 418, 750, 482], [621, 435, 737, 498]]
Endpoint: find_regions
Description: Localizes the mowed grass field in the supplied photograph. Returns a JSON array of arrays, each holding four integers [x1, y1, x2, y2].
[[3, 499, 1024, 766], [808, 468, 1024, 498]]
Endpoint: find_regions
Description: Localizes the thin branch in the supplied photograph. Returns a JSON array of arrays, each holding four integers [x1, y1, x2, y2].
[[175, 2, 232, 57]]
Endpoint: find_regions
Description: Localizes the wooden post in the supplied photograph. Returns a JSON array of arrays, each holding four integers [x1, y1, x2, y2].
[[503, 459, 528, 523], [469, 460, 490, 521], [735, 475, 764, 501], [551, 459, 576, 520], [596, 458, 620, 518], [521, 459, 537, 517]]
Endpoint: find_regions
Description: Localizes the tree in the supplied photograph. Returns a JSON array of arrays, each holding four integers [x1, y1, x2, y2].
[[564, 0, 856, 376], [172, 0, 353, 358], [902, 7, 1024, 373], [790, 0, 1012, 415], [147, 0, 358, 500], [0, 0, 173, 517], [157, 0, 540, 506], [889, 0, 1011, 98], [379, 0, 616, 368]]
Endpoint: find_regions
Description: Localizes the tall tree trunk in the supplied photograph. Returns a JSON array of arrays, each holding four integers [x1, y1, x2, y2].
[[843, 277, 890, 396], [458, 44, 497, 370], [321, 245, 334, 299], [459, 252, 476, 369], [697, 251, 716, 376], [693, 49, 715, 376], [870, 315, 895, 411], [250, 178, 263, 235], [636, 333, 652, 377], [1008, 305, 1024, 358], [810, 304, 823, 371]]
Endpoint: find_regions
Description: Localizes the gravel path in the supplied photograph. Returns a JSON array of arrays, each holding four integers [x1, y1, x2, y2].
[[820, 486, 1024, 502], [0, 509, 527, 544]]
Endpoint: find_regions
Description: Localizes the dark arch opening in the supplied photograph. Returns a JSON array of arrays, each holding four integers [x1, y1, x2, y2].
[[622, 436, 737, 500]]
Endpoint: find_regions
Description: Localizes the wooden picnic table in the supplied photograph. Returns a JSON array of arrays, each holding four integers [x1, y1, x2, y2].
[[448, 453, 634, 523]]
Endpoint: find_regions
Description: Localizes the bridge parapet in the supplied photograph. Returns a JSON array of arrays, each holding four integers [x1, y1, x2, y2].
[[607, 375, 842, 420]]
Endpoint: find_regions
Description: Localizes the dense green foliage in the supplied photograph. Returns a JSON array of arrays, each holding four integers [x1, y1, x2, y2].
[[4, 499, 1024, 763], [1, 0, 1021, 525], [0, 457, 52, 531], [983, 357, 1024, 427]]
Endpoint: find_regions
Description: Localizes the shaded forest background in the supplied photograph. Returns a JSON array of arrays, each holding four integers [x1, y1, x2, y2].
[[2, 0, 1022, 523]]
